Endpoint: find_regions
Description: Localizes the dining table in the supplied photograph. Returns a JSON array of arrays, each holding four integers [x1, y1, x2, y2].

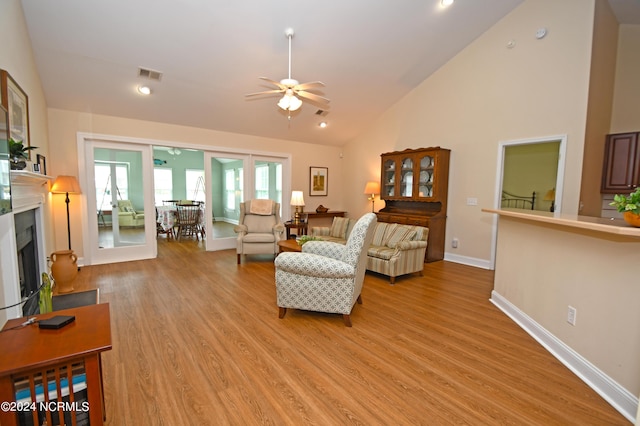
[[156, 204, 205, 234]]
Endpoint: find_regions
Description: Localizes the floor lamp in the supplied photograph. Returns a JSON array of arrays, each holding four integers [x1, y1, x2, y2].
[[51, 175, 82, 250]]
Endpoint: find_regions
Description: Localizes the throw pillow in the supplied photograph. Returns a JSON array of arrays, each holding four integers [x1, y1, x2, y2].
[[329, 217, 350, 239], [386, 225, 417, 248]]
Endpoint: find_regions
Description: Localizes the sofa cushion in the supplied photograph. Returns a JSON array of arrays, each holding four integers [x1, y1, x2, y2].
[[367, 245, 396, 260], [386, 225, 417, 248], [371, 222, 397, 246], [329, 217, 350, 239]]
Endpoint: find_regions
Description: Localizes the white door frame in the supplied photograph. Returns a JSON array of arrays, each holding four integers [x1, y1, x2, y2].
[[489, 134, 567, 269], [78, 134, 157, 265], [204, 152, 291, 252]]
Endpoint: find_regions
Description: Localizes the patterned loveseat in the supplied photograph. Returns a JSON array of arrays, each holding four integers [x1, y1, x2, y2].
[[311, 217, 428, 284]]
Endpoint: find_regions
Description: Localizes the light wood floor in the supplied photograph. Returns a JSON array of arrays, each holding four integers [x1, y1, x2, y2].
[[69, 240, 628, 425]]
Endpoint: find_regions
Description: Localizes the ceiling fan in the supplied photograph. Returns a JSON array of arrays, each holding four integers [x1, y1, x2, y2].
[[245, 28, 330, 112]]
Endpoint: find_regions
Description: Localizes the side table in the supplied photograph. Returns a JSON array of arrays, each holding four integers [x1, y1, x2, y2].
[[284, 221, 308, 239]]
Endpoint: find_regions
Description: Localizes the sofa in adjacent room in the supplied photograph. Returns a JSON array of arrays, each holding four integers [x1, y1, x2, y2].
[[310, 217, 428, 284]]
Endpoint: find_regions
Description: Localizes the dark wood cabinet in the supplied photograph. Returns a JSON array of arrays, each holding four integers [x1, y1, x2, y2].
[[377, 147, 450, 262], [601, 132, 640, 193]]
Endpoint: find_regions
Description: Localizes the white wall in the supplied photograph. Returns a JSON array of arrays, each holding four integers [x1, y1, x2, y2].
[[0, 0, 51, 326], [493, 215, 640, 421], [342, 0, 595, 265]]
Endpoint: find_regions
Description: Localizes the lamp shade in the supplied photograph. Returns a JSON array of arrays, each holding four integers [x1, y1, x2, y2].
[[543, 189, 555, 201], [290, 190, 305, 206], [363, 181, 380, 195], [51, 175, 82, 194]]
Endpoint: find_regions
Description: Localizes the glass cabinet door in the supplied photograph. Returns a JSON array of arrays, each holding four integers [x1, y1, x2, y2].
[[400, 156, 413, 197], [382, 158, 397, 197], [417, 153, 435, 198]]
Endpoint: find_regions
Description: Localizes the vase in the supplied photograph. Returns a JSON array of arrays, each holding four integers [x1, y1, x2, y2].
[[623, 211, 640, 227], [10, 157, 27, 170], [50, 250, 78, 293]]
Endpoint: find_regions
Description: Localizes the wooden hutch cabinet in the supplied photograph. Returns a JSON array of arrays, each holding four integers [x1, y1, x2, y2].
[[601, 132, 640, 193], [376, 147, 450, 262]]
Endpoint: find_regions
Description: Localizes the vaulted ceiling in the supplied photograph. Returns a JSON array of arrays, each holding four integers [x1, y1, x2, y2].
[[19, 0, 638, 147]]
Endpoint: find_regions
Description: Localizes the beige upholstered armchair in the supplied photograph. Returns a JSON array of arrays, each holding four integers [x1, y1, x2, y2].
[[117, 200, 145, 227], [274, 213, 377, 327], [234, 200, 285, 264]]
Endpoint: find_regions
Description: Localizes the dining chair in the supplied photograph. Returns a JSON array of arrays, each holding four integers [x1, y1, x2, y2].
[[176, 204, 202, 240]]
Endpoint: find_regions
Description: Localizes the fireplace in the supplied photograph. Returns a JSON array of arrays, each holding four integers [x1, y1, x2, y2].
[[14, 209, 40, 316], [1, 170, 51, 323]]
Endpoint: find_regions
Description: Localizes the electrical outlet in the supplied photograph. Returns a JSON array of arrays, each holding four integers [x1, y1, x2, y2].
[[452, 238, 459, 248], [466, 197, 478, 206], [567, 306, 577, 326]]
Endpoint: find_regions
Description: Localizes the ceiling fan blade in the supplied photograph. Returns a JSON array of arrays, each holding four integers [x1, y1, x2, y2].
[[245, 89, 284, 97], [294, 81, 325, 91], [296, 90, 330, 104], [258, 77, 286, 89]]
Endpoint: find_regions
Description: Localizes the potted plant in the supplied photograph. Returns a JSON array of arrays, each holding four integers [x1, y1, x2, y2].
[[8, 138, 37, 170], [609, 187, 640, 227]]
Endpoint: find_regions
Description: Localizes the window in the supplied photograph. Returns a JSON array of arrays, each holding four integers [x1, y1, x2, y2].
[[255, 164, 269, 199], [154, 168, 173, 205], [225, 169, 235, 210], [185, 169, 205, 202], [95, 162, 129, 212]]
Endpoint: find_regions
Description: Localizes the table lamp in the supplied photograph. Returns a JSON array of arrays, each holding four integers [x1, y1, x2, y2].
[[363, 181, 380, 213], [544, 188, 556, 212], [290, 191, 305, 224]]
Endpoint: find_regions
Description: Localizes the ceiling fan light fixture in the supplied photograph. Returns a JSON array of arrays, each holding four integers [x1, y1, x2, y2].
[[277, 93, 302, 111]]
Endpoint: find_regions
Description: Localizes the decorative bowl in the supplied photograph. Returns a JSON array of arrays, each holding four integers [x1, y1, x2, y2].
[[315, 205, 329, 213]]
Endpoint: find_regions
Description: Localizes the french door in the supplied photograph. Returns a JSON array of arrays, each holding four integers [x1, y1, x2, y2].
[[83, 139, 156, 265], [204, 152, 289, 251]]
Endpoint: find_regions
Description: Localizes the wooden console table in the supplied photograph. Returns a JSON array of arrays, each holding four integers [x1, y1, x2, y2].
[[0, 303, 112, 426], [305, 211, 345, 220]]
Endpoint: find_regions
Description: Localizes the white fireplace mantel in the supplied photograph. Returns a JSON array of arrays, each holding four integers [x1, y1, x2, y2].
[[0, 171, 52, 324], [10, 170, 52, 212]]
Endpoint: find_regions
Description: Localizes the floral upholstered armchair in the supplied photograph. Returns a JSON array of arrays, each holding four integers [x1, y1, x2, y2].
[[234, 200, 284, 264], [274, 213, 377, 327]]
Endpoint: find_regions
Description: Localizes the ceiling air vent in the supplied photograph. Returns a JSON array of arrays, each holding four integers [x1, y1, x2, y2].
[[138, 67, 163, 81], [315, 109, 328, 116]]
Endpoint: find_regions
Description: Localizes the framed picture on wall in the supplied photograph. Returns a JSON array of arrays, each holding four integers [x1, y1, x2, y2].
[[309, 167, 328, 196], [0, 70, 31, 158], [37, 154, 47, 175]]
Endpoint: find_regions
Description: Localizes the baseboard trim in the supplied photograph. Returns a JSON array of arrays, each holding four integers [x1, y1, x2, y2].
[[490, 290, 638, 423], [443, 253, 492, 270]]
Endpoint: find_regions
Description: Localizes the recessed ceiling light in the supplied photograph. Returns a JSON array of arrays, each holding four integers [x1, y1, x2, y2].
[[441, 0, 454, 7], [319, 122, 327, 128], [137, 85, 151, 95]]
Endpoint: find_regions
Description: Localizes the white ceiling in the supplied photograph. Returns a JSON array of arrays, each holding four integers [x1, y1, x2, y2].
[[18, 0, 637, 147]]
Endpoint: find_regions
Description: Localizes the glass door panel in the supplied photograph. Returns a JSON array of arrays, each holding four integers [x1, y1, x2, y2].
[[417, 153, 435, 198], [85, 141, 155, 265], [400, 156, 413, 197], [254, 160, 283, 217], [206, 155, 247, 251], [383, 158, 396, 198]]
